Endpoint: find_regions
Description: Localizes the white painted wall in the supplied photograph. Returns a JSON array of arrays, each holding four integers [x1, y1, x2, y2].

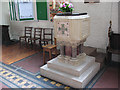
[[10, 20, 53, 40], [0, 1, 1, 61], [0, 2, 2, 25], [72, 2, 118, 52], [0, 2, 10, 25], [118, 1, 120, 33], [9, 2, 53, 40], [0, 1, 10, 61], [9, 2, 118, 53]]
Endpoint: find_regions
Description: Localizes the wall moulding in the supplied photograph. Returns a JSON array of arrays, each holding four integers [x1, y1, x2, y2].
[[84, 0, 100, 3]]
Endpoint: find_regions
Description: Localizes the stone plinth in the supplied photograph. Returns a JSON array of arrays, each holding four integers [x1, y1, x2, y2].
[[40, 56, 100, 88], [47, 56, 95, 77]]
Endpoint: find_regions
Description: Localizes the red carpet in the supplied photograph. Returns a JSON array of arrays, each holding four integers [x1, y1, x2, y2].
[[93, 63, 119, 88], [13, 52, 55, 73], [0, 82, 9, 88]]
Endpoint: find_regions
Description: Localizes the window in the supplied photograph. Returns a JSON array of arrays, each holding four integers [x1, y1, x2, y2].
[[18, 1, 34, 21], [9, 1, 17, 21], [36, 0, 48, 20], [9, 0, 48, 21]]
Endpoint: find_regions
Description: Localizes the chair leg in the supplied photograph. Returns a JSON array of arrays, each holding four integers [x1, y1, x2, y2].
[[25, 38, 27, 43], [39, 41, 42, 49], [44, 41, 45, 45], [28, 39, 33, 49], [26, 38, 29, 47], [47, 41, 48, 45], [28, 39, 30, 47], [49, 50, 52, 60], [19, 37, 22, 47], [43, 49, 45, 64], [33, 40, 36, 49], [24, 38, 27, 46], [55, 48, 57, 56], [107, 51, 112, 64], [32, 40, 34, 49]]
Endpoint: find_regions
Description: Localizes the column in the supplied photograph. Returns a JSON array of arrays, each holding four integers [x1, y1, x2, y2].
[[80, 44, 83, 53], [72, 46, 77, 58], [60, 45, 65, 56], [77, 44, 84, 55], [77, 45, 80, 55], [65, 45, 72, 57]]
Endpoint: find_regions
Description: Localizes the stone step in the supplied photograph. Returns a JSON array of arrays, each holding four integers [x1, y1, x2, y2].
[[83, 46, 106, 68], [83, 46, 97, 56], [95, 52, 106, 68], [40, 62, 100, 88], [47, 56, 95, 77]]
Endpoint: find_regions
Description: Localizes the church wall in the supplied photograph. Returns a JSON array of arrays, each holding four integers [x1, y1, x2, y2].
[[0, 1, 10, 61], [72, 2, 118, 52], [118, 1, 120, 33], [0, 2, 2, 25], [9, 2, 53, 41], [0, 2, 10, 25], [9, 2, 118, 53]]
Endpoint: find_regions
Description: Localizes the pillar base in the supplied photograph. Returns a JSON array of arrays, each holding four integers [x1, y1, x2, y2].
[[58, 53, 86, 66]]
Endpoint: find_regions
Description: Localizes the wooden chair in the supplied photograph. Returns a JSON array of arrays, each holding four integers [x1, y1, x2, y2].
[[19, 27, 33, 46], [43, 38, 57, 64], [28, 28, 42, 48], [106, 21, 120, 64], [40, 28, 53, 45]]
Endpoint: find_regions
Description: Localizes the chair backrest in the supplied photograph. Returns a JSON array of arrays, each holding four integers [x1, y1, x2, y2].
[[34, 28, 42, 39], [25, 27, 33, 38], [54, 37, 57, 45], [43, 28, 53, 44], [110, 32, 120, 50], [108, 21, 120, 50]]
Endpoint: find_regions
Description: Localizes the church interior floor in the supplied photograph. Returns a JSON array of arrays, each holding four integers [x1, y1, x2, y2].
[[0, 43, 119, 89], [2, 43, 39, 65], [93, 62, 119, 88]]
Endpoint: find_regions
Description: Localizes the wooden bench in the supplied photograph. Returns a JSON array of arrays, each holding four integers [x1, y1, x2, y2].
[[106, 21, 120, 63]]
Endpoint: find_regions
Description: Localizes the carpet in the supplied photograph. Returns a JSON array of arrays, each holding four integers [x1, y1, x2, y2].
[[0, 61, 106, 89], [12, 52, 49, 74], [12, 51, 56, 74], [2, 44, 39, 65], [0, 62, 70, 88], [93, 63, 119, 88]]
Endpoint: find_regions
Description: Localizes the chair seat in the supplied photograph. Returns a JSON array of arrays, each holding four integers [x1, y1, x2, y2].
[[43, 44, 57, 64], [107, 47, 120, 55], [41, 39, 51, 42], [43, 44, 57, 49], [28, 37, 40, 40], [20, 36, 30, 38]]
